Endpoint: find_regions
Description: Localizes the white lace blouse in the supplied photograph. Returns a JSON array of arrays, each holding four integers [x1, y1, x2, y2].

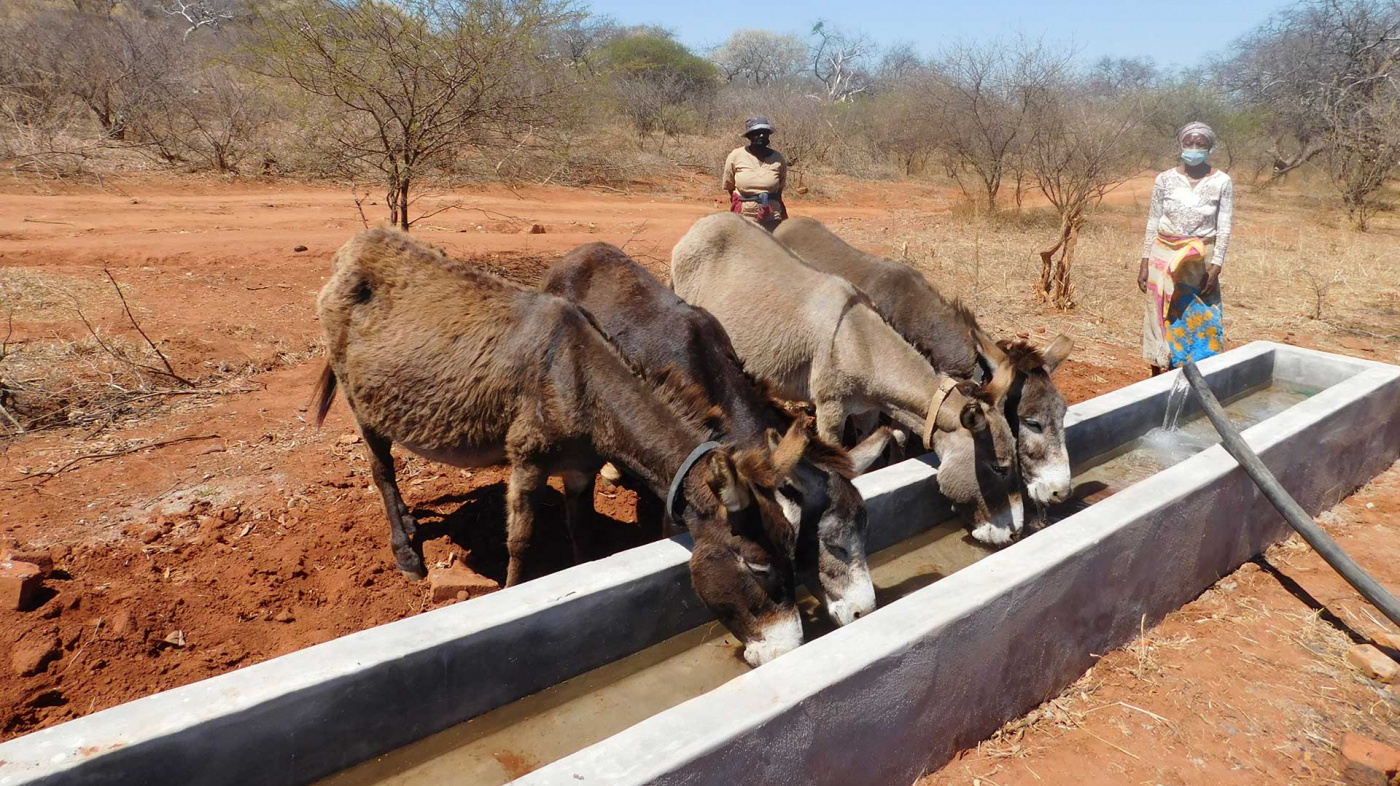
[[1140, 168, 1235, 266]]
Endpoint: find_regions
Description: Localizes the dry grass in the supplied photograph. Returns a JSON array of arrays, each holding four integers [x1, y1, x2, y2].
[[0, 270, 206, 436], [2, 333, 187, 434], [827, 182, 1400, 365], [0, 268, 117, 322]]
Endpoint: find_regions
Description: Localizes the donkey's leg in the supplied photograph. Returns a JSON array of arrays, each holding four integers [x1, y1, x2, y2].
[[505, 462, 544, 587], [813, 398, 848, 446], [363, 429, 426, 580], [561, 469, 596, 566]]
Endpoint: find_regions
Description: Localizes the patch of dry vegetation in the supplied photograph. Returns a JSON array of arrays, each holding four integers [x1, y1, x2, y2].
[[0, 270, 214, 437], [828, 182, 1400, 366]]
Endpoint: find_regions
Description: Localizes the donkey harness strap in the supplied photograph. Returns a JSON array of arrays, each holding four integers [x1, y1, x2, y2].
[[666, 441, 724, 523], [921, 377, 961, 447]]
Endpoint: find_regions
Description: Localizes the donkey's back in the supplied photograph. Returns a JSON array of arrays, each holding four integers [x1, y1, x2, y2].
[[670, 213, 868, 401], [317, 228, 562, 455], [775, 216, 979, 378]]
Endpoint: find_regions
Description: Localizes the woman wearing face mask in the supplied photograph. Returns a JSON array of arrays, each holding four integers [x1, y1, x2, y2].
[[1138, 121, 1234, 376], [723, 115, 787, 231]]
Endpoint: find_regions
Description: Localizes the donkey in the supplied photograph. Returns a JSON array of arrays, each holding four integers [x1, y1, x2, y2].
[[774, 216, 1075, 507], [672, 213, 1025, 546], [315, 229, 808, 666], [543, 243, 894, 626]]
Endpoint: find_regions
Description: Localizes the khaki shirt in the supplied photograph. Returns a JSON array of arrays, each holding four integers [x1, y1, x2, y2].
[[723, 146, 787, 220]]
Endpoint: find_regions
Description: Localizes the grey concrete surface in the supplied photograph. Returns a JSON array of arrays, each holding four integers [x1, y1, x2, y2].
[[514, 343, 1400, 786]]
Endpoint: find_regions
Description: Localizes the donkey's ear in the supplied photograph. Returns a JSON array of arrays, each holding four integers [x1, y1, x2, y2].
[[766, 422, 808, 479], [960, 402, 988, 433], [704, 451, 752, 513], [1043, 334, 1075, 374], [985, 358, 1016, 405], [848, 426, 894, 474], [974, 328, 1008, 366]]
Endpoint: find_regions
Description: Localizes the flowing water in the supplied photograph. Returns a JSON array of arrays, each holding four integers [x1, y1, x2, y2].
[[1162, 372, 1192, 432], [1044, 380, 1318, 518], [321, 381, 1317, 786]]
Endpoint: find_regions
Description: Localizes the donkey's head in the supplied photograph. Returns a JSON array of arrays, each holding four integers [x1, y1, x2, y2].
[[924, 351, 1024, 546], [993, 335, 1074, 506], [683, 421, 813, 666], [784, 426, 891, 628]]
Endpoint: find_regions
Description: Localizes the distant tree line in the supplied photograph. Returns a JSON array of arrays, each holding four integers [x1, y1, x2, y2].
[[2, 0, 1397, 241]]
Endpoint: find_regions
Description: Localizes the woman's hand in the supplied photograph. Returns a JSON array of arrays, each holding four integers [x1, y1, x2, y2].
[[1137, 258, 1150, 293], [1202, 265, 1222, 296]]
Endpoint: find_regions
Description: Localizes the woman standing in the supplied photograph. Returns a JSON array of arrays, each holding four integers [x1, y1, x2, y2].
[[1138, 121, 1235, 375], [723, 116, 787, 231]]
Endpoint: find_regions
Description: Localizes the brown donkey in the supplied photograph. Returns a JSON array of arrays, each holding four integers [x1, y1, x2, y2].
[[672, 213, 1026, 546], [543, 243, 894, 626], [314, 229, 807, 665], [774, 217, 1075, 507]]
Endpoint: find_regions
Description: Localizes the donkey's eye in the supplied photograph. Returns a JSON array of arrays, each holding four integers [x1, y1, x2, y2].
[[825, 544, 850, 563], [1021, 419, 1043, 434], [992, 463, 1012, 477]]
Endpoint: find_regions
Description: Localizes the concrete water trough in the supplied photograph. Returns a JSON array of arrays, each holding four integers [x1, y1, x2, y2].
[[1, 341, 1397, 786]]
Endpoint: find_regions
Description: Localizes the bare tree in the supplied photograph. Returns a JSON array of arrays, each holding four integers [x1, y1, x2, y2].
[[161, 0, 241, 41], [5, 10, 181, 143], [925, 37, 1072, 210], [133, 65, 273, 172], [712, 29, 807, 87], [1085, 56, 1159, 97], [611, 72, 703, 149], [602, 32, 717, 148], [546, 13, 618, 75], [1222, 0, 1400, 187], [1027, 87, 1153, 309], [257, 0, 576, 230], [1322, 96, 1400, 229], [866, 83, 938, 174], [876, 41, 924, 86], [810, 21, 873, 102]]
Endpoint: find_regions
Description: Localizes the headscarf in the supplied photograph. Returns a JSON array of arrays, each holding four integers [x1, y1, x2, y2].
[[1177, 121, 1217, 151]]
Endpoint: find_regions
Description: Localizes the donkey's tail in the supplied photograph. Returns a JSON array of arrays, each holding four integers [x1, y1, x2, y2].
[[312, 363, 337, 428]]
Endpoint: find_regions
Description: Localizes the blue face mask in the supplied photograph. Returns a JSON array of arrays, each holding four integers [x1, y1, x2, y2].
[[1181, 148, 1209, 166]]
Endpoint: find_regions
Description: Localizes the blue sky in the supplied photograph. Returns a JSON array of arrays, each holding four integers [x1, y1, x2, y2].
[[583, 0, 1295, 69]]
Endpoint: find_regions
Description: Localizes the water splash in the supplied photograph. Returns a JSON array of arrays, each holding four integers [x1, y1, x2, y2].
[[1162, 371, 1191, 432]]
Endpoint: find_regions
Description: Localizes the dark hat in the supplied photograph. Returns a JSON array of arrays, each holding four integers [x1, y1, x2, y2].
[[743, 116, 774, 137]]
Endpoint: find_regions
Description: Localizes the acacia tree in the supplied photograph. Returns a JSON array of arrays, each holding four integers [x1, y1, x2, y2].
[[258, 0, 575, 230], [600, 32, 718, 147], [1027, 87, 1152, 309]]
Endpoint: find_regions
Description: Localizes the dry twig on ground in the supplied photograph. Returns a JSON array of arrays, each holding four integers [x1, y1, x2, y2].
[[102, 268, 192, 386], [12, 433, 221, 484]]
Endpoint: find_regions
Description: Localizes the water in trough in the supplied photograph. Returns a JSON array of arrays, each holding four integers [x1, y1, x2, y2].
[[319, 380, 1316, 786]]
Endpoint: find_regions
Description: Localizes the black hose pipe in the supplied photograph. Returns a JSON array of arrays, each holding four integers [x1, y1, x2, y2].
[[1181, 360, 1400, 627]]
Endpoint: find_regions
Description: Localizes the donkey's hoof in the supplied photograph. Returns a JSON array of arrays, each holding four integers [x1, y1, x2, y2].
[[396, 554, 427, 581]]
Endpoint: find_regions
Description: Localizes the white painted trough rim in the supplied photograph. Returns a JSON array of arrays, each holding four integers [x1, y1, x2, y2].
[[0, 531, 697, 780], [514, 342, 1399, 784]]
